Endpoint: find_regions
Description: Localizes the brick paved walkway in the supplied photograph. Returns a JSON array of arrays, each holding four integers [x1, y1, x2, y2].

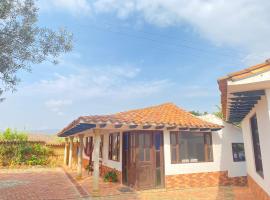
[[0, 168, 255, 200], [67, 168, 255, 200], [0, 168, 82, 200]]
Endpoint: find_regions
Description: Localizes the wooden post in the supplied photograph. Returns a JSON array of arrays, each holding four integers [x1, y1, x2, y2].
[[77, 134, 84, 178], [93, 129, 101, 194], [64, 137, 68, 166], [68, 136, 74, 168]]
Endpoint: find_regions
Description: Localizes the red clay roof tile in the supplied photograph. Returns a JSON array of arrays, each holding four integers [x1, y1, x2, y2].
[[58, 103, 221, 136]]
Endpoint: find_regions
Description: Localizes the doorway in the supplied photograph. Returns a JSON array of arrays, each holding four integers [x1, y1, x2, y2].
[[122, 131, 165, 190]]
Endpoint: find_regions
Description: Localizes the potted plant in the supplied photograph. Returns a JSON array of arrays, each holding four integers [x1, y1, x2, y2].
[[104, 171, 118, 182], [85, 164, 93, 175]]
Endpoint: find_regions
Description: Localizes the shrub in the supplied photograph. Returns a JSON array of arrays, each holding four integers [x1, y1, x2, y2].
[[0, 128, 28, 141], [104, 171, 118, 182], [0, 129, 54, 167]]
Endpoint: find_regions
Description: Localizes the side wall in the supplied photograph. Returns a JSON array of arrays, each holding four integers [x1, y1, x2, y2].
[[242, 94, 270, 197]]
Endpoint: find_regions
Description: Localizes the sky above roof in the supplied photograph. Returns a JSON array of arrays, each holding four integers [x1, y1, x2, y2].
[[1, 0, 270, 131]]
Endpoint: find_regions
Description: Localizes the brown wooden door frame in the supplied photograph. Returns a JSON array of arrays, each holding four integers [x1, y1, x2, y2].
[[122, 131, 165, 190]]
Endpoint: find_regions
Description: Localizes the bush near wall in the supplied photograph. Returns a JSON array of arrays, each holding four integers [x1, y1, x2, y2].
[[0, 129, 64, 168], [0, 141, 54, 167]]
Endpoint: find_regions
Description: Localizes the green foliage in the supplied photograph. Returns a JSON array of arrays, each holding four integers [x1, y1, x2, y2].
[[85, 164, 93, 174], [190, 110, 208, 116], [0, 128, 28, 141], [0, 142, 53, 167], [212, 105, 224, 120], [104, 171, 118, 182], [0, 0, 73, 100]]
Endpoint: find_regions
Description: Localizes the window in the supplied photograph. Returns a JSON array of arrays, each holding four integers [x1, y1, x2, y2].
[[108, 133, 120, 161], [170, 131, 213, 163], [84, 136, 93, 157], [250, 115, 264, 178], [99, 135, 104, 158], [138, 133, 151, 161], [232, 143, 246, 162]]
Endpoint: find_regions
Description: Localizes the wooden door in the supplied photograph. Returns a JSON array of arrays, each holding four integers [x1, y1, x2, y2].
[[122, 131, 164, 190], [137, 132, 155, 189]]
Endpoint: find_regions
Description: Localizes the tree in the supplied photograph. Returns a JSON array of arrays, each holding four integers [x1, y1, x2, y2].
[[213, 105, 224, 119], [190, 110, 208, 116], [0, 128, 28, 141], [0, 0, 72, 100]]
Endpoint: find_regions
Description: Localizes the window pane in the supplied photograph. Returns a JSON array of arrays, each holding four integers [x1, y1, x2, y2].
[[171, 148, 177, 162], [232, 143, 246, 162], [170, 132, 177, 146], [156, 152, 160, 167], [139, 134, 144, 148], [99, 135, 103, 158], [190, 133, 204, 162], [145, 148, 150, 161], [139, 148, 144, 161], [124, 133, 129, 150], [179, 133, 188, 162], [109, 133, 120, 161], [145, 134, 151, 147], [155, 133, 161, 150], [250, 115, 264, 177]]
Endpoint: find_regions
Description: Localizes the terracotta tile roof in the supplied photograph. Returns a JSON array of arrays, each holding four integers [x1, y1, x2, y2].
[[59, 103, 221, 136], [218, 59, 270, 120]]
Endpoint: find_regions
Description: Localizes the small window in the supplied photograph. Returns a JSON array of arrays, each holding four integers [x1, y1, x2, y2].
[[232, 143, 246, 162], [108, 133, 120, 161]]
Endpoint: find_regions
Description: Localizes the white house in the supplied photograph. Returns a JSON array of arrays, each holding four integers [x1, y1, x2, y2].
[[218, 59, 270, 199], [58, 103, 246, 191]]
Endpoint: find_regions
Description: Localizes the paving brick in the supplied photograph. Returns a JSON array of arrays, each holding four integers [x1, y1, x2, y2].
[[66, 168, 255, 200], [0, 168, 81, 200]]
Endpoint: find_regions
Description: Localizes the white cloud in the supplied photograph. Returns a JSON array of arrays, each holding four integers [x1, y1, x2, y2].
[[39, 0, 91, 15], [38, 0, 270, 63], [21, 64, 171, 108], [91, 0, 270, 65], [45, 99, 73, 115]]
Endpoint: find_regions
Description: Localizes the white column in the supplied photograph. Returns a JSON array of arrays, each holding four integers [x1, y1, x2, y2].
[[163, 130, 171, 176], [77, 134, 84, 177], [93, 129, 101, 193], [68, 136, 74, 168], [63, 137, 68, 166]]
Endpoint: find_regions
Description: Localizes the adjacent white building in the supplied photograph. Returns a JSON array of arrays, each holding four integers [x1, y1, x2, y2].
[[218, 60, 270, 199]]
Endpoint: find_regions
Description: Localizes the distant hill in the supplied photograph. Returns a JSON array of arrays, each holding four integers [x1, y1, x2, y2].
[[27, 129, 59, 135]]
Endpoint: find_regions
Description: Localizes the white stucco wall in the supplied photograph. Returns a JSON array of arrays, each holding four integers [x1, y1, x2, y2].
[[164, 116, 246, 177], [81, 118, 246, 178], [241, 94, 270, 196]]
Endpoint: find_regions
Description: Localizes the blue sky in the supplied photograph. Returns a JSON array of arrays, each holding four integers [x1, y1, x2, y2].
[[1, 0, 270, 131]]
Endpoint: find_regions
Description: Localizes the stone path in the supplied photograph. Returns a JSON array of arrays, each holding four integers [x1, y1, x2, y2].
[[0, 168, 82, 200], [0, 168, 256, 200]]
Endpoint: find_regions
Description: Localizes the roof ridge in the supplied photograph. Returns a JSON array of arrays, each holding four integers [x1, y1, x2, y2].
[[114, 102, 175, 115], [218, 61, 270, 81]]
